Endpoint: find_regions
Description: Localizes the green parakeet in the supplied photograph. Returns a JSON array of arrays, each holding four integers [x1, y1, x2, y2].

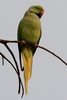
[[17, 5, 44, 94]]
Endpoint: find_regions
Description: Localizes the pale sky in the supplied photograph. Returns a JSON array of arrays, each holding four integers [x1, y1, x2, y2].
[[0, 0, 67, 100]]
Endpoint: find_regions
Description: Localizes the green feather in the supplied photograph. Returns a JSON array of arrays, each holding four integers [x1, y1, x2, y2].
[[17, 5, 44, 95], [29, 5, 44, 14]]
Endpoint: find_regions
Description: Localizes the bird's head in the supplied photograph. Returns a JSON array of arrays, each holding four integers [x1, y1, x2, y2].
[[26, 5, 44, 18]]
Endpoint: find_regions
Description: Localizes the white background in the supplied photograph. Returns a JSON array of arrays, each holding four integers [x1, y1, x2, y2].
[[0, 0, 67, 100]]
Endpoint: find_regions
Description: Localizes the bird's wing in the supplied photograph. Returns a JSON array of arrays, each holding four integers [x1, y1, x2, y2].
[[17, 21, 24, 71], [33, 28, 42, 55]]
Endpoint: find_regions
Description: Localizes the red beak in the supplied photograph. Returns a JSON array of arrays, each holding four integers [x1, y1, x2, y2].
[[40, 10, 44, 17], [39, 10, 44, 18]]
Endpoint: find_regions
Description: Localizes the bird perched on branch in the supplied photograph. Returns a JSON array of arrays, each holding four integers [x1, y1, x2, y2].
[[17, 5, 44, 95]]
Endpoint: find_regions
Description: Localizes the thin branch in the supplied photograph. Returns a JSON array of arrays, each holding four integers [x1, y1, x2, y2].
[[3, 43, 24, 97], [0, 52, 24, 98], [0, 52, 17, 73], [0, 39, 67, 66], [2, 55, 4, 65], [0, 40, 24, 97], [37, 45, 67, 66], [0, 39, 67, 97], [4, 43, 19, 73]]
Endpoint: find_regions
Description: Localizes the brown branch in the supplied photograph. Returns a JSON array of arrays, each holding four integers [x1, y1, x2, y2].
[[37, 45, 67, 66], [0, 52, 17, 73], [2, 55, 4, 65], [0, 41, 24, 98], [0, 39, 67, 97], [0, 52, 24, 97], [3, 43, 24, 98], [0, 39, 67, 66]]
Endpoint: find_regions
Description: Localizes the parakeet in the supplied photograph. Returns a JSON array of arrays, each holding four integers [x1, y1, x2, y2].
[[17, 5, 44, 94]]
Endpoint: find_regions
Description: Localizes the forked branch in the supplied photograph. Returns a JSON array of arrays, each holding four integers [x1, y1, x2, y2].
[[0, 40, 24, 98], [0, 39, 67, 66], [0, 39, 67, 98]]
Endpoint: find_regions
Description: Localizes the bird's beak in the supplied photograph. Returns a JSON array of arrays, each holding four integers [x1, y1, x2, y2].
[[40, 10, 44, 16]]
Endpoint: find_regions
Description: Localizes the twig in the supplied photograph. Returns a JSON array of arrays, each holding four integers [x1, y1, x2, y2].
[[0, 40, 24, 97], [0, 52, 24, 98], [3, 43, 24, 97], [37, 45, 67, 66], [2, 55, 4, 65], [0, 52, 17, 73], [0, 39, 67, 66], [0, 39, 67, 98]]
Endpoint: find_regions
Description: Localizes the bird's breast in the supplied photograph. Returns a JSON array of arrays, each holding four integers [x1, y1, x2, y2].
[[21, 13, 41, 43]]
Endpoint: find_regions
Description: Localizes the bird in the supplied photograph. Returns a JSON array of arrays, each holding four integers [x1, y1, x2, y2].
[[17, 5, 44, 95]]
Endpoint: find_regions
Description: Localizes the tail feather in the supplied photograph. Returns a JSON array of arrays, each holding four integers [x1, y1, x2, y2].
[[22, 48, 33, 94], [22, 53, 28, 94], [28, 56, 32, 80]]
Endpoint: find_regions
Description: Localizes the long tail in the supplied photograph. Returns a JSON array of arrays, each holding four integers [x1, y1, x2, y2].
[[22, 48, 32, 94]]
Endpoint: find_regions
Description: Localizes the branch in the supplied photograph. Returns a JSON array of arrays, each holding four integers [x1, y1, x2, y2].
[[0, 40, 24, 98], [0, 39, 67, 97], [0, 52, 17, 73], [0, 52, 24, 97], [0, 39, 67, 66], [37, 45, 67, 66], [4, 44, 24, 97]]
